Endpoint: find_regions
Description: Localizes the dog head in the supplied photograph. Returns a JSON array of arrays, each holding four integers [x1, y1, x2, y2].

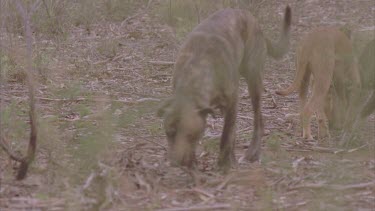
[[158, 97, 212, 168]]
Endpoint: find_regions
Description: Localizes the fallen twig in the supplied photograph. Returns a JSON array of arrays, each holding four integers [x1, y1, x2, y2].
[[286, 144, 368, 154], [347, 144, 368, 153], [142, 138, 167, 151], [148, 60, 175, 66], [82, 172, 96, 190], [290, 180, 375, 191], [177, 187, 214, 202], [270, 176, 285, 186], [121, 1, 153, 26], [309, 146, 339, 153], [264, 89, 277, 108], [154, 203, 231, 211], [192, 188, 215, 199], [285, 148, 311, 152], [292, 157, 305, 172], [278, 201, 309, 209], [135, 172, 152, 193], [121, 13, 141, 26], [92, 58, 111, 65], [216, 174, 236, 191], [37, 97, 160, 104]]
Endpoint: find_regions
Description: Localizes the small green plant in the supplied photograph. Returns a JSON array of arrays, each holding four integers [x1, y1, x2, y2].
[[258, 187, 275, 211], [0, 100, 29, 149], [0, 46, 51, 83], [118, 108, 139, 127], [145, 122, 162, 136], [33, 52, 51, 82], [71, 0, 100, 32], [102, 0, 145, 21], [263, 132, 290, 167], [51, 81, 87, 99], [153, 0, 257, 40], [0, 48, 27, 82], [118, 101, 161, 131], [153, 0, 198, 39], [73, 104, 92, 118], [32, 0, 70, 38], [202, 138, 220, 154], [265, 132, 285, 153], [97, 39, 120, 58]]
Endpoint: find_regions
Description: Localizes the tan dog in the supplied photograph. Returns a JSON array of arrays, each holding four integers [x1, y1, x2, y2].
[[276, 27, 361, 140], [158, 6, 291, 171]]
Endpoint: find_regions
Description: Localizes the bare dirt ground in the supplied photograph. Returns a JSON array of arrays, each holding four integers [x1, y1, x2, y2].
[[1, 0, 374, 210]]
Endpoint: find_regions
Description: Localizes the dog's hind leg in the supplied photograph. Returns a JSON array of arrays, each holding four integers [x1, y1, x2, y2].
[[317, 106, 330, 140], [339, 92, 375, 146], [245, 72, 264, 162], [218, 98, 238, 172], [240, 37, 266, 162], [298, 64, 311, 137], [360, 91, 375, 118], [302, 58, 333, 140]]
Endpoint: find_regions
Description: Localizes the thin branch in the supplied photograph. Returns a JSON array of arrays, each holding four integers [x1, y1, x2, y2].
[[82, 172, 97, 190], [37, 97, 161, 104], [290, 180, 375, 191], [278, 201, 309, 210], [42, 0, 52, 20], [134, 172, 152, 193], [148, 60, 175, 66], [193, 1, 201, 24], [14, 0, 40, 180], [154, 204, 231, 211], [30, 0, 42, 14], [142, 138, 167, 151], [216, 174, 236, 191], [146, 0, 153, 10], [15, 1, 27, 20]]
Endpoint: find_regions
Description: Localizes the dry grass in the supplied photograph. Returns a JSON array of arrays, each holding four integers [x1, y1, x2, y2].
[[0, 0, 374, 210]]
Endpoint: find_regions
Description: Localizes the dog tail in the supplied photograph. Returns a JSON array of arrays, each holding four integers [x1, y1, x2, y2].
[[276, 55, 308, 96], [275, 81, 297, 96], [266, 5, 291, 59]]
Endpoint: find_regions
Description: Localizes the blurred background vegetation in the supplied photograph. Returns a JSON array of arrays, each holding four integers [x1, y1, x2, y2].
[[0, 0, 374, 210]]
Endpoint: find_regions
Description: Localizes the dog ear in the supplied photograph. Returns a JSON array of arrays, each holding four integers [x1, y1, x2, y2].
[[157, 98, 173, 117]]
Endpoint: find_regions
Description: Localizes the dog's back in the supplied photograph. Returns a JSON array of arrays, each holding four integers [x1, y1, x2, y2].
[[173, 9, 257, 84], [173, 8, 291, 99]]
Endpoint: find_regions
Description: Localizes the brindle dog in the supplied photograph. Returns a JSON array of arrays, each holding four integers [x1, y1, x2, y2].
[[341, 39, 375, 145], [158, 6, 291, 171]]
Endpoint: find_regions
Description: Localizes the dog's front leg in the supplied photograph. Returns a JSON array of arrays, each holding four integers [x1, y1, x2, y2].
[[359, 91, 375, 118], [218, 101, 238, 173], [340, 91, 375, 146]]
